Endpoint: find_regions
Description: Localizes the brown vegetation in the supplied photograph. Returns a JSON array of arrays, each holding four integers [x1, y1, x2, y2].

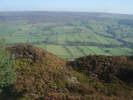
[[0, 45, 133, 100], [68, 55, 133, 83], [7, 44, 72, 98]]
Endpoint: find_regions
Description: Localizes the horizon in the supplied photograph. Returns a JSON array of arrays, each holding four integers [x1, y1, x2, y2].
[[0, 0, 133, 15], [0, 10, 133, 16]]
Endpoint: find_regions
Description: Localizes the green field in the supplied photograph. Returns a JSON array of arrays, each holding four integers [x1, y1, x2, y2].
[[0, 12, 133, 59]]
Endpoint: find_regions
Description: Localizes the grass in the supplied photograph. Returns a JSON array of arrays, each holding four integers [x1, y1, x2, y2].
[[103, 47, 133, 55], [47, 45, 70, 58], [0, 13, 133, 59]]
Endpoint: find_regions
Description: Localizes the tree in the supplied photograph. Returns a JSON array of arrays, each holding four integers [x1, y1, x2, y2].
[[0, 42, 16, 93]]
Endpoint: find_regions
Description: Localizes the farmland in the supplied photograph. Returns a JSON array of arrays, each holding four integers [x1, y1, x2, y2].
[[0, 12, 133, 59]]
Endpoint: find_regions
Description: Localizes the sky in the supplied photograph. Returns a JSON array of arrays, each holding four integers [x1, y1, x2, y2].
[[0, 0, 133, 14]]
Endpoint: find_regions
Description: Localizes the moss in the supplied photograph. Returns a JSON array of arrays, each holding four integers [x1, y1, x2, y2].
[[17, 95, 33, 100], [72, 69, 91, 83], [14, 58, 32, 70]]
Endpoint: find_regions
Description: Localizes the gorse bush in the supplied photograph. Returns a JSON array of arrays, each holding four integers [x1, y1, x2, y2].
[[0, 42, 16, 92]]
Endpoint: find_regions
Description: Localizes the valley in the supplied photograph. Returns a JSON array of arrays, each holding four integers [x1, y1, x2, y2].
[[0, 12, 133, 59]]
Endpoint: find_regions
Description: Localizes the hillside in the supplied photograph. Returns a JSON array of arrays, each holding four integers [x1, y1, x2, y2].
[[0, 44, 133, 100], [0, 12, 133, 59], [2, 44, 73, 100], [68, 55, 133, 83]]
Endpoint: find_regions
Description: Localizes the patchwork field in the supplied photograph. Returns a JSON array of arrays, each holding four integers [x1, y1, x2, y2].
[[0, 12, 133, 59]]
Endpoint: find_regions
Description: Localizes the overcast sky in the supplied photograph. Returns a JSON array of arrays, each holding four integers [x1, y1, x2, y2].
[[0, 0, 133, 14]]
